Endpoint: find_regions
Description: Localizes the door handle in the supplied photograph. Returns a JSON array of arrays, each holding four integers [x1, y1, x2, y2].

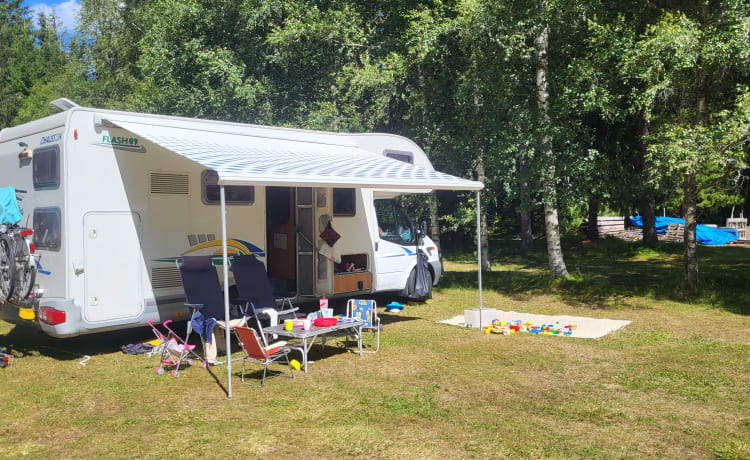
[[375, 242, 378, 251]]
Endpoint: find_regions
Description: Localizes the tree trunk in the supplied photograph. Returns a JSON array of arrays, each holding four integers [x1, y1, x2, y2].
[[516, 155, 534, 252], [587, 197, 599, 240], [417, 65, 442, 269], [683, 172, 699, 288], [683, 1, 708, 290], [639, 113, 658, 247], [535, 0, 568, 278], [477, 157, 491, 271], [640, 193, 657, 246]]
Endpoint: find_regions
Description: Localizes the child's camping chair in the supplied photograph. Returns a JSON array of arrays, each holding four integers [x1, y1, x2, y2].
[[346, 299, 381, 353], [230, 255, 298, 333], [233, 326, 294, 387]]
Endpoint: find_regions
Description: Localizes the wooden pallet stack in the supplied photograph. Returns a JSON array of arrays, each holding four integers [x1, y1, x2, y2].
[[663, 223, 685, 242]]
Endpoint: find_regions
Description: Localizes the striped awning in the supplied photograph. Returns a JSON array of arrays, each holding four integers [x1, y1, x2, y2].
[[108, 120, 483, 191]]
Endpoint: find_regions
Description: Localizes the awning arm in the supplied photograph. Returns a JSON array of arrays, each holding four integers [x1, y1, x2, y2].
[[476, 190, 483, 329], [221, 186, 233, 399]]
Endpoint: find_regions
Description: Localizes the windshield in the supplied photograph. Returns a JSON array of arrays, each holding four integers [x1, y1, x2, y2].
[[375, 199, 415, 245]]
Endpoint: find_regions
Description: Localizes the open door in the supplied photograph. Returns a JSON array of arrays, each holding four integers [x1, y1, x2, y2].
[[295, 187, 315, 296], [266, 187, 295, 283]]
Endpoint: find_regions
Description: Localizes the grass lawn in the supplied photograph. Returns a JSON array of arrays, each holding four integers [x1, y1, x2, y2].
[[1, 238, 748, 458]]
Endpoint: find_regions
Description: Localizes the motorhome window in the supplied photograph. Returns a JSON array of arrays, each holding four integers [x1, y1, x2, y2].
[[33, 145, 60, 189], [33, 207, 61, 250], [383, 149, 414, 164], [201, 170, 254, 205], [375, 200, 415, 245], [333, 188, 355, 216]]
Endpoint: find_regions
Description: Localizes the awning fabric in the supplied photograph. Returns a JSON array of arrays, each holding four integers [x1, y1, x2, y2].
[[110, 120, 483, 191]]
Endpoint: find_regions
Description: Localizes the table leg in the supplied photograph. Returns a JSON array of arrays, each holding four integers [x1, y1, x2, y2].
[[302, 337, 308, 373], [358, 324, 363, 356]]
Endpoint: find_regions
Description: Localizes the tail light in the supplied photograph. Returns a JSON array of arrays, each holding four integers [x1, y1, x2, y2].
[[39, 306, 66, 325], [29, 243, 35, 254], [20, 229, 33, 237]]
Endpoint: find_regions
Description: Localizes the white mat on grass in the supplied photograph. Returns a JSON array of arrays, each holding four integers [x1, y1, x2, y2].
[[438, 311, 631, 339]]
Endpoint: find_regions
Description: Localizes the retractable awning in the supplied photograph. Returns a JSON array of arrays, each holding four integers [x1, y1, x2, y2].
[[106, 117, 485, 400], [108, 120, 483, 191]]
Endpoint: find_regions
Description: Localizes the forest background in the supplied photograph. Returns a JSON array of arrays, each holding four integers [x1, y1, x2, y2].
[[2, 0, 749, 289]]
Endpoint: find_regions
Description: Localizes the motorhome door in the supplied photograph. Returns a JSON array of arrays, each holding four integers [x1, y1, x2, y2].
[[83, 212, 144, 322], [295, 188, 314, 295]]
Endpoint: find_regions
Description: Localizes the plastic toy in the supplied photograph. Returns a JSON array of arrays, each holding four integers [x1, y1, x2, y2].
[[385, 301, 404, 312], [0, 347, 13, 368]]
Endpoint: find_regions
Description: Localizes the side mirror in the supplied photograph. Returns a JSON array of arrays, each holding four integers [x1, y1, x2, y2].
[[420, 221, 428, 236]]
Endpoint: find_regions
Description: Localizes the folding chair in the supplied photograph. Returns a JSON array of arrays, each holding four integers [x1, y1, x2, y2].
[[230, 255, 298, 335], [178, 255, 246, 365], [346, 299, 381, 353], [233, 326, 294, 387]]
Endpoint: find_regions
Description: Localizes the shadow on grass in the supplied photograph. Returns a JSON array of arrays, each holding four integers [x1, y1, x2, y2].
[[442, 237, 750, 315], [0, 322, 159, 361]]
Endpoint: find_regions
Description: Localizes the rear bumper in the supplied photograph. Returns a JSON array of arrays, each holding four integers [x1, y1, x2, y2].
[[0, 298, 83, 337]]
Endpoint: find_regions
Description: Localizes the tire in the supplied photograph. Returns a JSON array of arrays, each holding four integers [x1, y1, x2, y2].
[[13, 235, 35, 300], [0, 235, 15, 302]]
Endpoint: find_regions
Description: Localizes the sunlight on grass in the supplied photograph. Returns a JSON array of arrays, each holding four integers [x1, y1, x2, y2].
[[0, 239, 748, 457]]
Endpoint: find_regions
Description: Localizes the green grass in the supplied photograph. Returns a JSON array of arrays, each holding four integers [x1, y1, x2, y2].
[[1, 238, 748, 458]]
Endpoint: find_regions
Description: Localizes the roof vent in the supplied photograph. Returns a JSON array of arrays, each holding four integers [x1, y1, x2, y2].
[[50, 98, 80, 112], [149, 172, 190, 195]]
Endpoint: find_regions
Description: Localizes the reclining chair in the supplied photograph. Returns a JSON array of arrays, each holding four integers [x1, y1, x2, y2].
[[178, 255, 246, 365], [229, 255, 298, 338]]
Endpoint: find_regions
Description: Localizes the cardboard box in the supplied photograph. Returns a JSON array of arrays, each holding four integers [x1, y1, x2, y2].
[[464, 308, 497, 329]]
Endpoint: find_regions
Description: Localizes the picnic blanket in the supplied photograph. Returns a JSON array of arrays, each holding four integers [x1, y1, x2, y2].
[[438, 310, 631, 339]]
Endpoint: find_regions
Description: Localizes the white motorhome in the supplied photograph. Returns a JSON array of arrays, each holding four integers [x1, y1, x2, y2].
[[0, 105, 481, 337]]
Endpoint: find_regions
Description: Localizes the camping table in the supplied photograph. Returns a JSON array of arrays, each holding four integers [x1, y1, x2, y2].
[[263, 319, 363, 373]]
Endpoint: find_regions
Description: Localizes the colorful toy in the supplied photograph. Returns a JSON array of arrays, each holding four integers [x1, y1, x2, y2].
[[0, 347, 13, 368]]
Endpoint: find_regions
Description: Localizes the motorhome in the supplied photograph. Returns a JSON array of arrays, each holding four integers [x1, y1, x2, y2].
[[0, 104, 482, 337]]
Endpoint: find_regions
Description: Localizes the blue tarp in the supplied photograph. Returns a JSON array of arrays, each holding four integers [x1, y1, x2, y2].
[[0, 187, 22, 225], [630, 216, 738, 246]]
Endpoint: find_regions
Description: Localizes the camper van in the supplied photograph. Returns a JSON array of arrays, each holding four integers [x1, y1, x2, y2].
[[0, 105, 481, 337]]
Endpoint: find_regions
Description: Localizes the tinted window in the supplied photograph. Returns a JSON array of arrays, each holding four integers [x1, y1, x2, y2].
[[33, 207, 61, 251], [201, 170, 254, 205], [333, 188, 356, 216], [33, 145, 60, 189]]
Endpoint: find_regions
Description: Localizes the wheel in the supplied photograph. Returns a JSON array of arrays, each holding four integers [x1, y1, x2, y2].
[[171, 370, 180, 377], [0, 235, 15, 302], [156, 367, 164, 375], [12, 235, 35, 300], [186, 359, 193, 366]]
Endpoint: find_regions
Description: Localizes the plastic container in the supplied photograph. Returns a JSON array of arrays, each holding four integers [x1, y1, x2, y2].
[[313, 317, 337, 327]]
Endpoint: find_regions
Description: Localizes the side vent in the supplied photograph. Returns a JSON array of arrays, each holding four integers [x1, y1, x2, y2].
[[151, 266, 183, 290], [149, 172, 190, 195]]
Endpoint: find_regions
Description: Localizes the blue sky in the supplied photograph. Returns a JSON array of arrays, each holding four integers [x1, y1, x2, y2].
[[23, 0, 81, 32]]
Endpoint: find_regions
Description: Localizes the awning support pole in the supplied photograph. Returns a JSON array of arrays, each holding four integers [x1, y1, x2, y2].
[[220, 186, 232, 399], [476, 190, 483, 329]]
